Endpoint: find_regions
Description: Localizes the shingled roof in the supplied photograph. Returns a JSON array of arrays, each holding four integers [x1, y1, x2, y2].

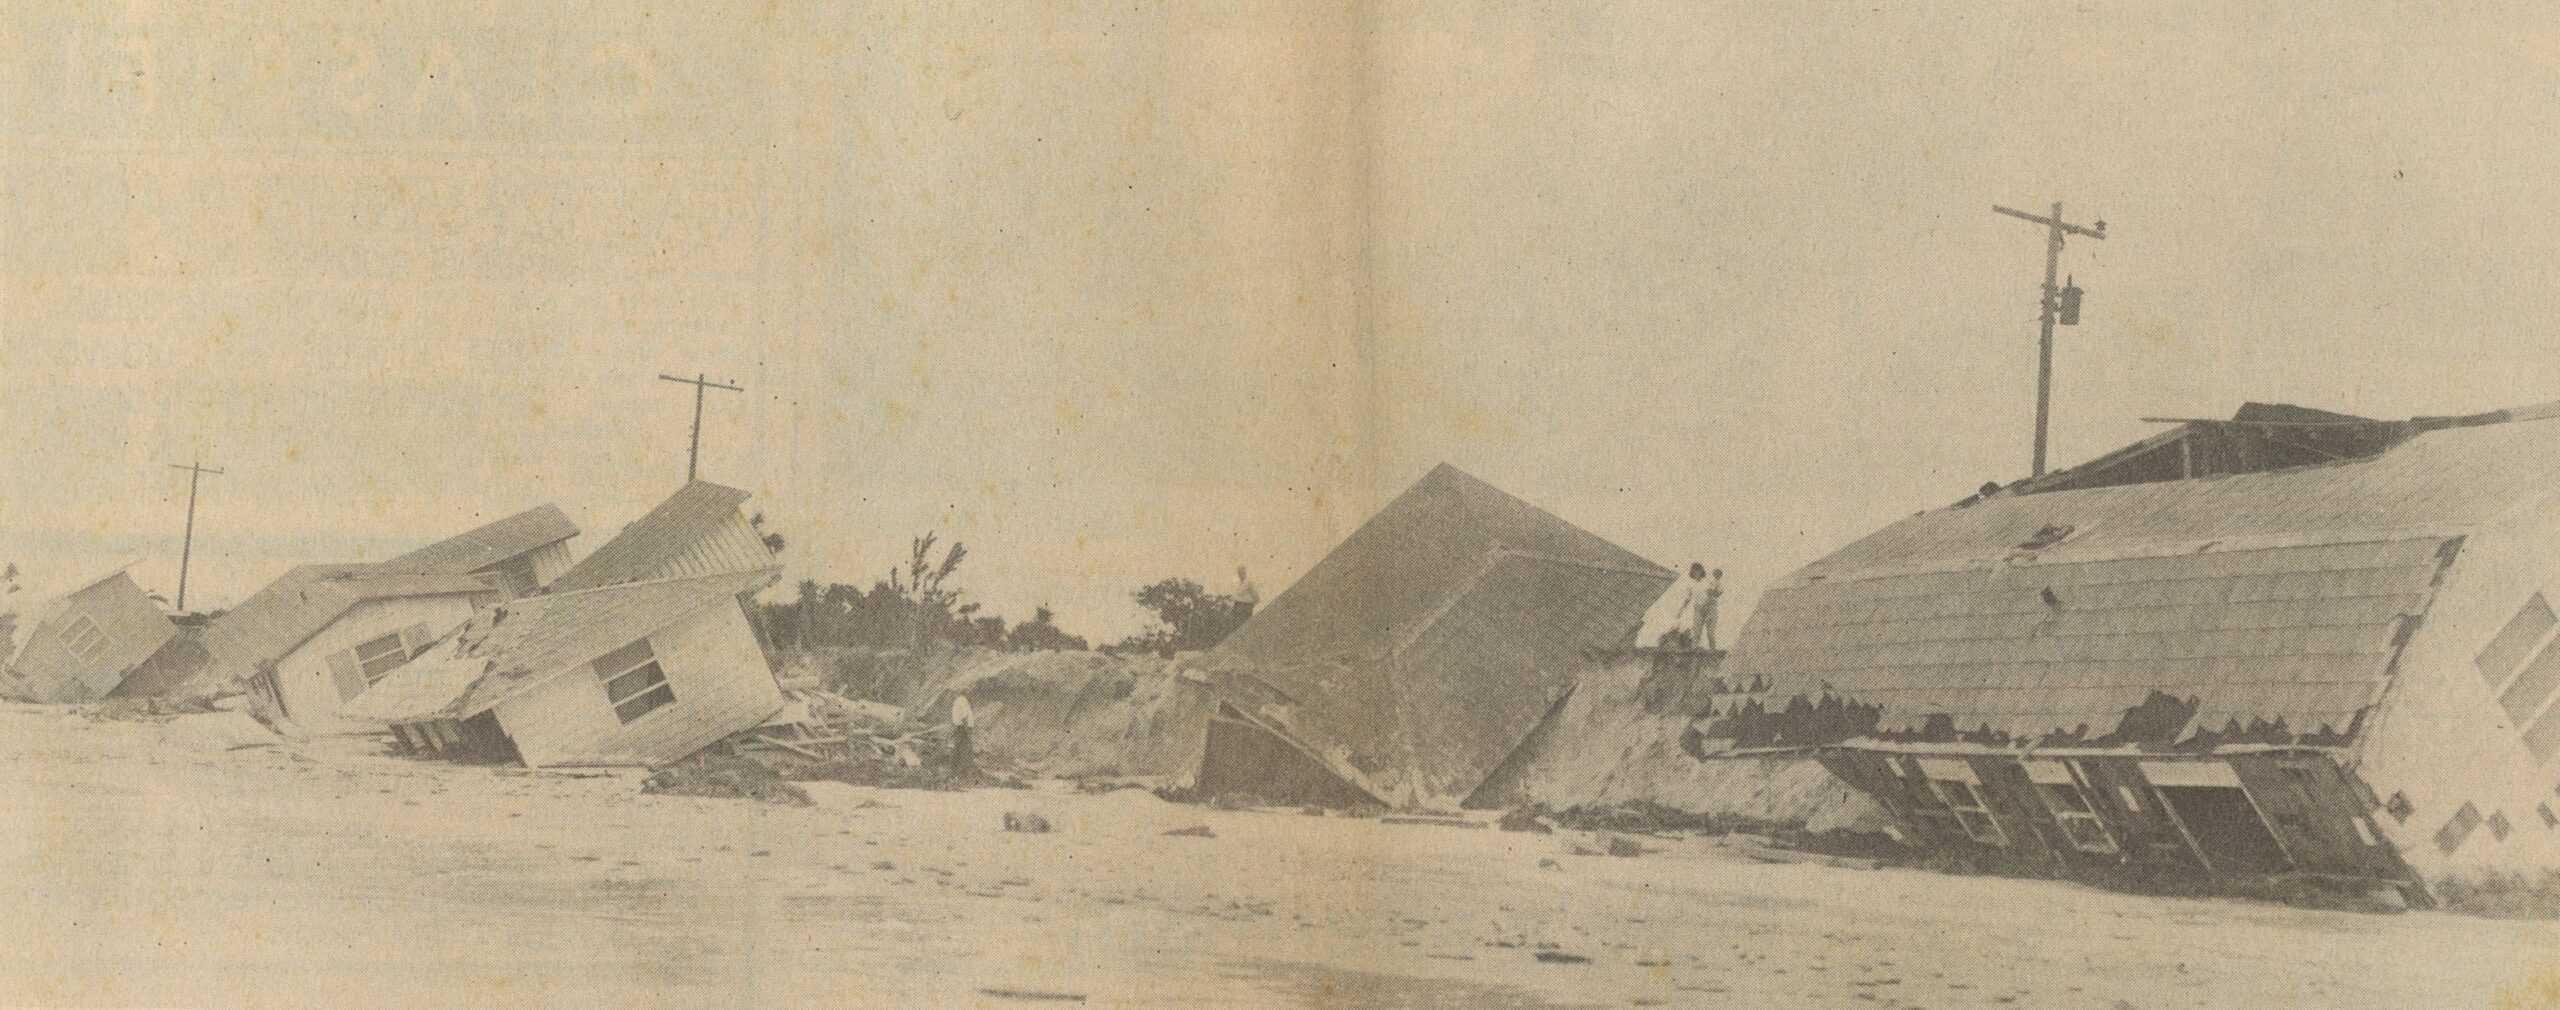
[[1207, 463, 1674, 807], [342, 566, 780, 723], [376, 504, 578, 577], [1718, 411, 2560, 753], [546, 482, 753, 593]]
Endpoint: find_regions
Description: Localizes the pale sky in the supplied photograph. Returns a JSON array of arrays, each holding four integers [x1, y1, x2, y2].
[[6, 3, 2560, 640]]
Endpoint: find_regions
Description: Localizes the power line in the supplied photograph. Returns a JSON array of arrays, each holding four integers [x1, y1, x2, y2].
[[657, 372, 745, 482], [1993, 201, 2107, 477], [166, 458, 224, 612]]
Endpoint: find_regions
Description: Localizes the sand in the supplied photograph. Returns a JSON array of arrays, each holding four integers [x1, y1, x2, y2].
[[0, 704, 2553, 1008]]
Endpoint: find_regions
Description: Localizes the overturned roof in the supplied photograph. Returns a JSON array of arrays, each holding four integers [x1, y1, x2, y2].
[[1721, 408, 2560, 754], [203, 565, 498, 675], [376, 504, 578, 576], [1208, 463, 1674, 807], [545, 482, 753, 594], [343, 566, 780, 723]]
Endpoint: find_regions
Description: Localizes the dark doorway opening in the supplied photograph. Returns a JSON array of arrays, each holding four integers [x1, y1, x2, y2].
[[1198, 703, 1380, 809], [2158, 785, 2290, 875]]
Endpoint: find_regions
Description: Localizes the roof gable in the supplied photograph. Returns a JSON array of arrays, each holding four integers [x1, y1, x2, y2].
[[546, 482, 753, 593]]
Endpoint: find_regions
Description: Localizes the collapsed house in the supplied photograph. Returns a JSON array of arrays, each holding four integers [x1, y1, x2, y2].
[[545, 481, 769, 593], [342, 568, 785, 767], [1713, 402, 2560, 895], [205, 565, 504, 729], [1196, 463, 1675, 809], [202, 503, 579, 725], [0, 561, 183, 703]]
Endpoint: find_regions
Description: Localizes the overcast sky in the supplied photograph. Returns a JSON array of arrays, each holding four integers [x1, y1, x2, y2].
[[6, 3, 2560, 640]]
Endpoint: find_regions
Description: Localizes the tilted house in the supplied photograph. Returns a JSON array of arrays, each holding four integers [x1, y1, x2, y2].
[[1197, 463, 1675, 809], [0, 562, 179, 703], [372, 504, 580, 599], [205, 565, 502, 730], [342, 568, 784, 767], [545, 481, 771, 594], [1714, 404, 2560, 896], [193, 503, 575, 718]]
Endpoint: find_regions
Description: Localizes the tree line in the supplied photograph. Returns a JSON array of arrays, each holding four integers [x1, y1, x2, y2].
[[753, 534, 1256, 657]]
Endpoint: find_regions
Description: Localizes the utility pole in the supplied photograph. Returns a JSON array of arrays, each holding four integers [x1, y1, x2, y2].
[[166, 458, 224, 613], [1993, 201, 2106, 477], [657, 372, 744, 482]]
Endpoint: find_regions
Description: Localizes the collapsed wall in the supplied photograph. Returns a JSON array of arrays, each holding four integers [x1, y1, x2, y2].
[[1472, 651, 1889, 834]]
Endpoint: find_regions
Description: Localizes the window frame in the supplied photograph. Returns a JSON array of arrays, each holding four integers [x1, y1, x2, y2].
[[2033, 779, 2120, 854], [353, 631, 411, 682], [1928, 778, 2008, 847], [58, 613, 107, 664], [593, 638, 674, 724]]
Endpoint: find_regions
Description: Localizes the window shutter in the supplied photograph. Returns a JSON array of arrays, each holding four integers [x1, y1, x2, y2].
[[327, 649, 366, 703], [402, 622, 436, 657]]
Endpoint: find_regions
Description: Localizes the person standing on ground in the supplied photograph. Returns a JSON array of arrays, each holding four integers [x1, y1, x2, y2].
[[949, 694, 975, 779]]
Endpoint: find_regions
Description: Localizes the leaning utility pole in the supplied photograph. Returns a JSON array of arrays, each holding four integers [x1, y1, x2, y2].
[[167, 457, 224, 612], [657, 372, 745, 482], [1992, 201, 2107, 477]]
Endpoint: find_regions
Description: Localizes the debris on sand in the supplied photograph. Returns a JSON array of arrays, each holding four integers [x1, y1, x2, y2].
[[82, 694, 226, 722], [1532, 951, 1591, 965], [1002, 811, 1052, 834], [641, 755, 814, 806], [1162, 825, 1216, 838], [1380, 815, 1484, 830], [1543, 800, 1739, 835], [1569, 833, 1651, 858], [1497, 807, 1555, 834]]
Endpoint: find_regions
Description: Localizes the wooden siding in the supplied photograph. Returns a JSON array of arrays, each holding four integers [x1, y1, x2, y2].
[[273, 595, 485, 730], [647, 512, 772, 584], [7, 574, 178, 703], [492, 599, 781, 768]]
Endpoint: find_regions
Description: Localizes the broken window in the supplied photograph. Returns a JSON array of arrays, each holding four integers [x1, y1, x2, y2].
[[594, 638, 673, 724], [57, 613, 106, 665], [1929, 779, 2006, 846], [2539, 803, 2557, 830], [2035, 781, 2118, 853], [2488, 811, 2513, 842]]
